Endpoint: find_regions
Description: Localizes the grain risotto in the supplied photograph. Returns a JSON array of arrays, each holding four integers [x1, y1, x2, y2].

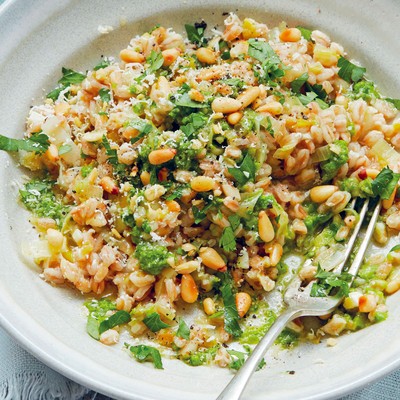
[[4, 13, 400, 369]]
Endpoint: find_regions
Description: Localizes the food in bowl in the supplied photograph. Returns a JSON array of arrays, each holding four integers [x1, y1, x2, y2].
[[3, 13, 400, 369]]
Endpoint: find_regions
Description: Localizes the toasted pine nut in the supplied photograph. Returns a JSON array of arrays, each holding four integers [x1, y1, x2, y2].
[[119, 49, 145, 63], [266, 242, 283, 267], [258, 211, 275, 243], [199, 247, 227, 272], [182, 243, 196, 253], [45, 144, 59, 163], [47, 228, 64, 252], [140, 171, 151, 186], [366, 168, 380, 179], [162, 48, 181, 66], [100, 176, 119, 195], [212, 97, 242, 114], [165, 200, 181, 212], [175, 260, 199, 274], [191, 176, 215, 192], [358, 294, 377, 313], [148, 148, 177, 165], [189, 89, 205, 102], [196, 47, 217, 64], [237, 87, 261, 110], [203, 297, 216, 315], [181, 274, 199, 303], [222, 184, 241, 200], [383, 185, 397, 209], [280, 28, 302, 42], [256, 101, 284, 115], [122, 127, 140, 141], [227, 111, 243, 125], [309, 185, 338, 203], [235, 292, 252, 317]]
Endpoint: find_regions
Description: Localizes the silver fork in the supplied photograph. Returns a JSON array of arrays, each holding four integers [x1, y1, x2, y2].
[[217, 198, 381, 400]]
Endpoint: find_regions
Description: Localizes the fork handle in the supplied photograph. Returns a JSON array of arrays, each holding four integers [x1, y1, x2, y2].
[[216, 309, 298, 400]]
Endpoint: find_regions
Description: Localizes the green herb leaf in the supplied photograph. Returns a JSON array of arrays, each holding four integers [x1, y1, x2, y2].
[[219, 227, 236, 252], [371, 166, 400, 200], [58, 67, 86, 85], [94, 59, 111, 70], [99, 310, 131, 335], [386, 98, 400, 110], [185, 21, 207, 46], [291, 72, 309, 93], [174, 92, 208, 109], [0, 133, 50, 154], [143, 312, 170, 332], [310, 265, 352, 298], [228, 152, 257, 186], [147, 50, 164, 73], [390, 244, 400, 253], [129, 119, 155, 144], [296, 26, 312, 41], [337, 57, 366, 83], [101, 135, 126, 175], [180, 113, 208, 139], [248, 39, 279, 63], [228, 349, 246, 370], [125, 343, 164, 369], [58, 144, 72, 155], [134, 242, 173, 275], [248, 39, 286, 84], [217, 273, 242, 338], [176, 318, 190, 340], [84, 299, 130, 340], [0, 133, 49, 154], [217, 78, 245, 89], [164, 183, 189, 201], [228, 215, 241, 231], [99, 88, 111, 103]]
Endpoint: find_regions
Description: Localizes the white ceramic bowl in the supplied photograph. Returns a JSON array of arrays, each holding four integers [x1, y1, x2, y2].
[[0, 1, 399, 399]]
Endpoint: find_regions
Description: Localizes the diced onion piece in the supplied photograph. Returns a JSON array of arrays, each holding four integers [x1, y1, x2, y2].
[[311, 145, 331, 163], [371, 138, 400, 167]]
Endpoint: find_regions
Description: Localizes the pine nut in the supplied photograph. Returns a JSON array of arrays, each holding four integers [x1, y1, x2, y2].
[[235, 292, 252, 317], [227, 111, 243, 125], [165, 200, 181, 212], [266, 242, 283, 266], [47, 228, 64, 252], [119, 49, 145, 63], [382, 185, 397, 209], [199, 247, 227, 272], [309, 185, 338, 203], [256, 101, 284, 115], [181, 274, 199, 303], [174, 260, 199, 274], [212, 97, 242, 114], [203, 298, 216, 315], [258, 211, 275, 243], [366, 168, 380, 179], [148, 148, 177, 165], [237, 87, 261, 110], [162, 48, 181, 66], [100, 176, 119, 195], [358, 294, 377, 313], [191, 176, 215, 192], [196, 47, 217, 64], [45, 144, 59, 163], [140, 171, 151, 185], [279, 28, 302, 42]]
